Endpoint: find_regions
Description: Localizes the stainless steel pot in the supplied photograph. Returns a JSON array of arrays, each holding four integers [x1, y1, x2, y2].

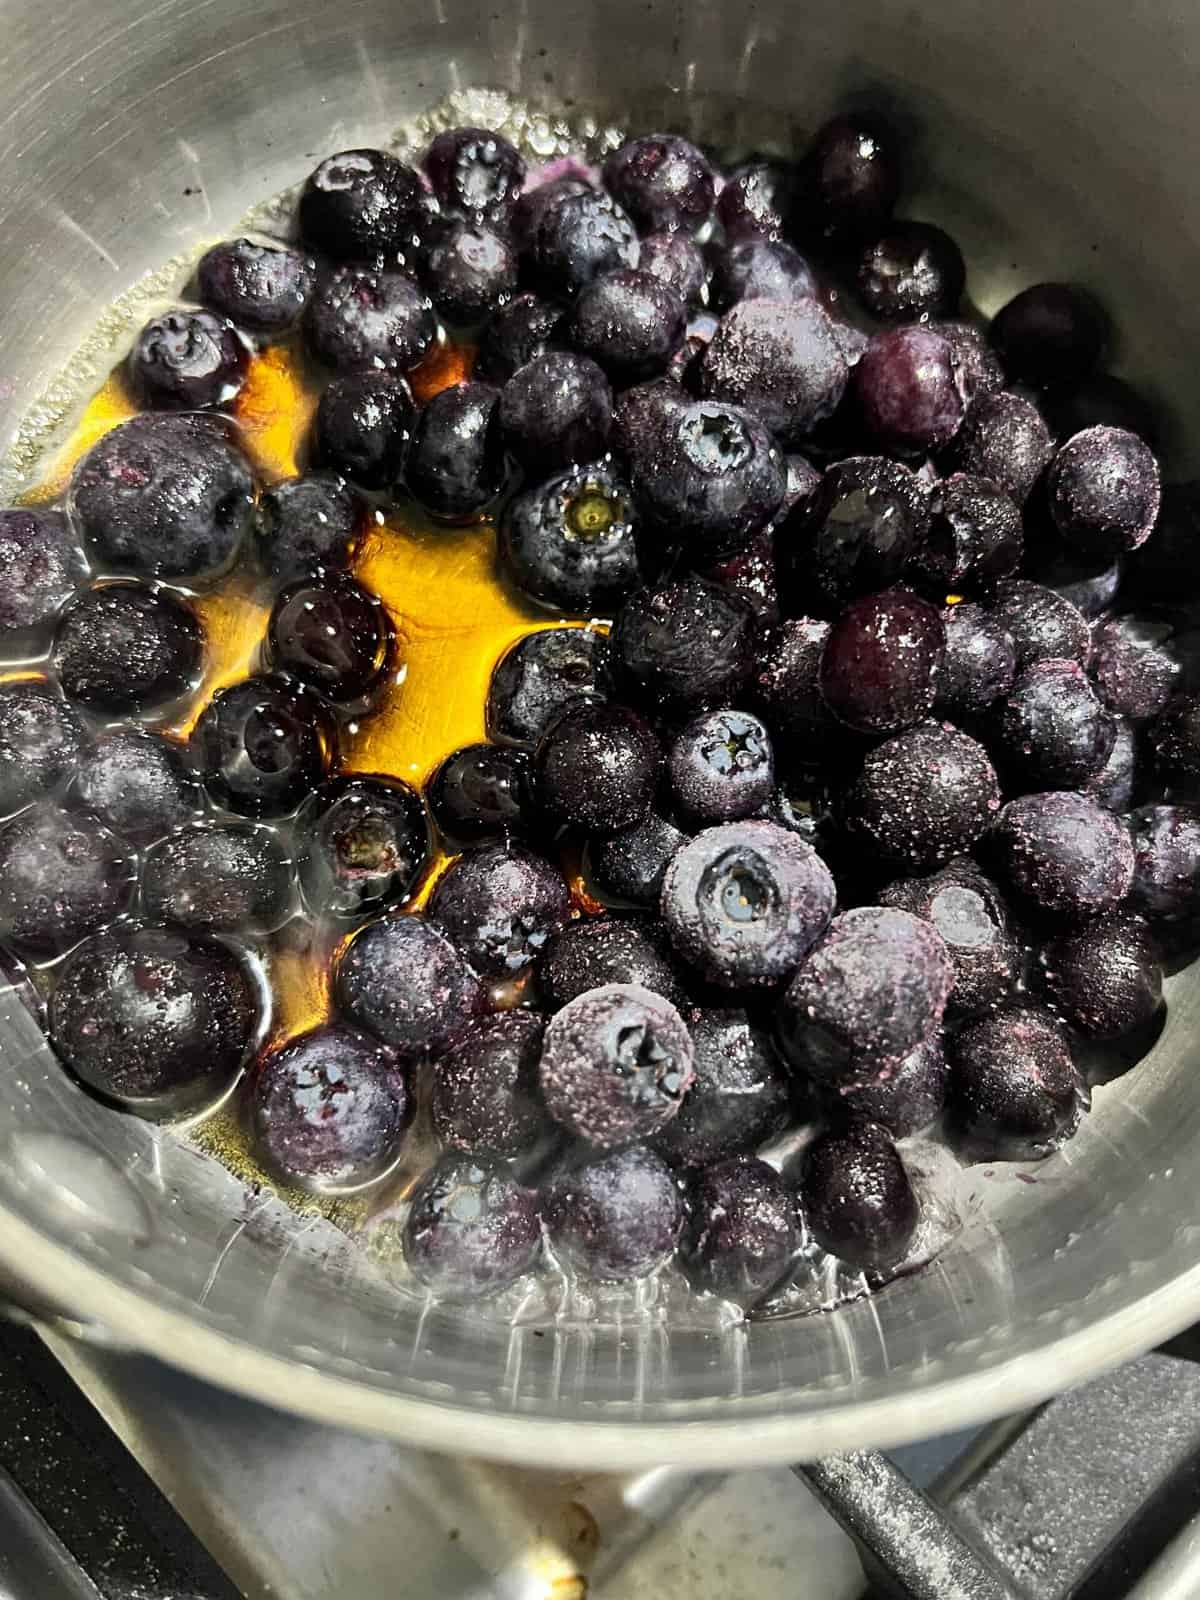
[[1, 0, 1199, 1474]]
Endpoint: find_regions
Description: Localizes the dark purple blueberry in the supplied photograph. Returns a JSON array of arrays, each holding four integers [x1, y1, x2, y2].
[[130, 308, 248, 411], [716, 161, 796, 241], [1047, 425, 1161, 559], [72, 412, 254, 581], [699, 298, 849, 446], [752, 617, 839, 748], [253, 1023, 409, 1191], [192, 674, 332, 818], [694, 526, 781, 626], [538, 916, 687, 1012], [428, 742, 530, 845], [299, 149, 424, 260], [777, 906, 953, 1085], [50, 924, 260, 1114], [1128, 805, 1200, 927], [539, 982, 693, 1147], [654, 1008, 791, 1167], [404, 381, 504, 521], [1150, 692, 1200, 794], [819, 587, 944, 735], [638, 231, 708, 304], [0, 802, 133, 956], [837, 1037, 947, 1139], [0, 680, 87, 817], [547, 1145, 682, 1281], [613, 578, 755, 712], [949, 1006, 1085, 1161], [429, 841, 569, 978], [1034, 548, 1124, 619], [799, 116, 901, 242], [497, 351, 612, 473], [533, 188, 640, 298], [0, 508, 86, 653], [989, 283, 1107, 386], [667, 707, 774, 826], [419, 218, 517, 325], [935, 602, 1017, 719], [53, 583, 201, 714], [1085, 716, 1139, 814], [403, 1156, 541, 1300], [430, 1011, 546, 1158], [911, 473, 1022, 595], [855, 325, 967, 454], [253, 475, 366, 581], [711, 238, 816, 311], [336, 913, 485, 1058], [267, 572, 391, 705], [141, 821, 294, 935], [1090, 614, 1181, 721], [511, 175, 591, 254], [499, 461, 640, 614], [296, 775, 429, 919], [474, 292, 563, 383], [951, 390, 1053, 506], [998, 658, 1117, 789], [312, 372, 414, 490], [534, 702, 662, 836], [661, 820, 835, 990], [682, 1156, 799, 1304], [565, 268, 686, 384], [424, 126, 525, 221], [1041, 912, 1162, 1040], [799, 1120, 917, 1270], [990, 578, 1090, 669], [487, 626, 613, 747], [586, 809, 688, 909], [854, 221, 965, 322], [305, 266, 436, 373], [72, 731, 200, 845], [197, 237, 316, 333], [928, 321, 1006, 410], [603, 133, 714, 233], [610, 375, 687, 462], [879, 860, 1019, 1018], [990, 791, 1134, 915], [1042, 373, 1159, 446]]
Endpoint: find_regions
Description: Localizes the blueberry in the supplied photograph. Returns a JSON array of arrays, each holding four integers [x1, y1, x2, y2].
[[73, 413, 254, 582], [497, 352, 612, 476], [1128, 805, 1200, 928], [405, 381, 504, 521], [855, 325, 967, 454], [511, 175, 591, 254], [253, 475, 366, 581], [336, 913, 485, 1058], [197, 237, 316, 333], [1150, 692, 1200, 794], [475, 292, 564, 383], [661, 819, 835, 990], [699, 298, 849, 445], [1085, 716, 1139, 814], [428, 742, 531, 845], [537, 916, 687, 1012], [296, 774, 429, 918], [313, 371, 414, 490], [799, 116, 901, 241], [681, 1156, 799, 1303], [498, 461, 640, 614], [716, 161, 796, 241], [951, 390, 1053, 506], [534, 188, 640, 298], [606, 132, 714, 231], [0, 681, 87, 816], [613, 578, 755, 712], [403, 1155, 541, 1300], [654, 1007, 791, 1167], [1041, 911, 1162, 1041], [1047, 425, 1161, 559], [998, 659, 1117, 788], [72, 731, 201, 845], [141, 821, 294, 934], [777, 906, 953, 1085], [0, 508, 86, 654], [819, 587, 944, 735], [610, 375, 687, 462], [879, 860, 1019, 1018], [799, 1119, 918, 1271], [53, 582, 202, 715], [267, 572, 392, 705], [989, 283, 1106, 386], [694, 526, 782, 627], [305, 265, 437, 373], [0, 803, 133, 956], [193, 675, 332, 818], [1090, 615, 1181, 721], [837, 1037, 947, 1139], [751, 617, 840, 748], [638, 231, 708, 304], [989, 791, 1134, 916], [854, 221, 965, 321], [534, 702, 662, 835], [667, 707, 774, 825], [1033, 548, 1124, 619], [130, 308, 248, 411], [419, 218, 517, 325], [1042, 373, 1159, 446], [50, 923, 260, 1115], [990, 578, 1090, 669], [546, 1144, 680, 1282], [711, 238, 816, 311], [299, 149, 424, 260], [424, 126, 525, 221], [487, 625, 613, 747], [565, 268, 686, 384], [429, 841, 569, 978], [430, 1011, 546, 1158], [929, 321, 1006, 409], [912, 473, 1023, 595], [586, 809, 689, 909], [949, 1006, 1085, 1161], [935, 602, 1017, 719]]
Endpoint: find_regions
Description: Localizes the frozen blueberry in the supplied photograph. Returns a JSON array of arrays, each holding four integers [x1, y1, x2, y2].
[[537, 916, 687, 1012], [511, 174, 591, 253], [296, 775, 429, 918], [951, 390, 1053, 507], [1047, 425, 1161, 559], [72, 731, 200, 845], [487, 626, 613, 747], [681, 1156, 800, 1304], [267, 572, 392, 705], [911, 473, 1022, 595], [499, 461, 640, 614], [429, 841, 568, 978], [613, 578, 755, 711], [547, 1144, 682, 1281], [193, 675, 332, 818], [1034, 548, 1125, 619], [73, 413, 255, 581], [424, 126, 525, 221], [667, 707, 774, 825], [475, 292, 563, 383], [197, 237, 316, 333], [419, 217, 517, 325], [403, 1156, 541, 1300], [935, 602, 1017, 719], [711, 238, 816, 311], [1128, 805, 1200, 928], [1090, 615, 1181, 721], [638, 231, 708, 304], [130, 308, 248, 411], [777, 906, 953, 1084], [430, 1011, 546, 1158], [253, 475, 366, 580], [566, 268, 686, 384], [405, 381, 504, 521], [313, 371, 414, 490], [716, 160, 796, 241], [998, 658, 1117, 789], [855, 325, 967, 454], [305, 265, 436, 373], [141, 821, 294, 934], [533, 188, 640, 298], [1042, 373, 1159, 447], [0, 803, 133, 956], [610, 375, 687, 462], [949, 1006, 1085, 1161], [604, 133, 714, 232], [751, 617, 840, 749], [654, 1007, 791, 1167], [799, 115, 901, 241], [53, 583, 201, 715], [534, 702, 662, 835], [990, 578, 1090, 669], [50, 924, 260, 1115], [989, 791, 1134, 916], [699, 298, 849, 445], [819, 587, 944, 735], [661, 819, 835, 990], [587, 809, 689, 909], [879, 860, 1019, 1018], [989, 283, 1106, 386], [0, 508, 86, 653], [854, 221, 965, 321], [337, 913, 485, 1058], [799, 1119, 918, 1270], [299, 149, 424, 260], [837, 1037, 947, 1139], [1085, 716, 1139, 814], [694, 526, 781, 627], [498, 351, 612, 473], [928, 321, 1006, 409], [1150, 692, 1200, 794], [0, 680, 87, 817], [428, 743, 530, 845], [539, 982, 694, 1147], [1041, 911, 1162, 1040]]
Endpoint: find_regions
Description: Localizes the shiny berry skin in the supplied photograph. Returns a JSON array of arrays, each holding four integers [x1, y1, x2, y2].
[[0, 803, 134, 956], [587, 809, 689, 909], [998, 658, 1117, 789], [0, 681, 87, 817], [682, 1156, 800, 1304], [197, 237, 316, 333], [1090, 615, 1182, 721], [130, 308, 248, 410], [305, 265, 436, 373], [711, 238, 817, 310], [990, 578, 1090, 669], [141, 821, 294, 935], [539, 982, 694, 1147], [431, 1011, 547, 1159], [989, 283, 1106, 386], [949, 1006, 1085, 1162], [420, 218, 517, 325], [0, 508, 86, 653], [855, 325, 967, 454], [952, 391, 1053, 506], [424, 126, 525, 221], [535, 702, 662, 836], [475, 292, 563, 383], [1035, 549, 1125, 620], [1047, 425, 1161, 559], [854, 221, 965, 321], [1085, 716, 1139, 814], [819, 587, 944, 735], [661, 820, 835, 990], [934, 603, 1017, 718], [336, 913, 485, 1059], [511, 175, 591, 252], [716, 161, 796, 241], [73, 731, 201, 845], [487, 626, 613, 747], [800, 116, 901, 241], [800, 1119, 918, 1271], [699, 298, 849, 446], [752, 617, 839, 747], [405, 381, 504, 521], [428, 743, 531, 845], [299, 149, 425, 260], [613, 578, 755, 712], [534, 188, 640, 298], [267, 573, 392, 704], [53, 583, 202, 715], [547, 1145, 682, 1281], [929, 321, 1005, 410], [1127, 804, 1200, 928], [499, 461, 640, 615], [49, 924, 260, 1116], [911, 473, 1022, 594], [313, 372, 414, 490], [604, 134, 714, 233], [879, 860, 1019, 1018], [73, 412, 255, 582], [193, 674, 332, 818], [838, 1037, 947, 1139], [694, 526, 782, 626], [1041, 912, 1163, 1040], [537, 916, 687, 1013], [296, 775, 429, 919], [566, 268, 686, 384], [667, 707, 774, 825], [253, 475, 366, 581], [498, 352, 613, 474], [429, 841, 569, 978], [654, 1007, 791, 1168], [403, 1156, 541, 1300], [638, 231, 708, 304], [990, 791, 1134, 916]]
